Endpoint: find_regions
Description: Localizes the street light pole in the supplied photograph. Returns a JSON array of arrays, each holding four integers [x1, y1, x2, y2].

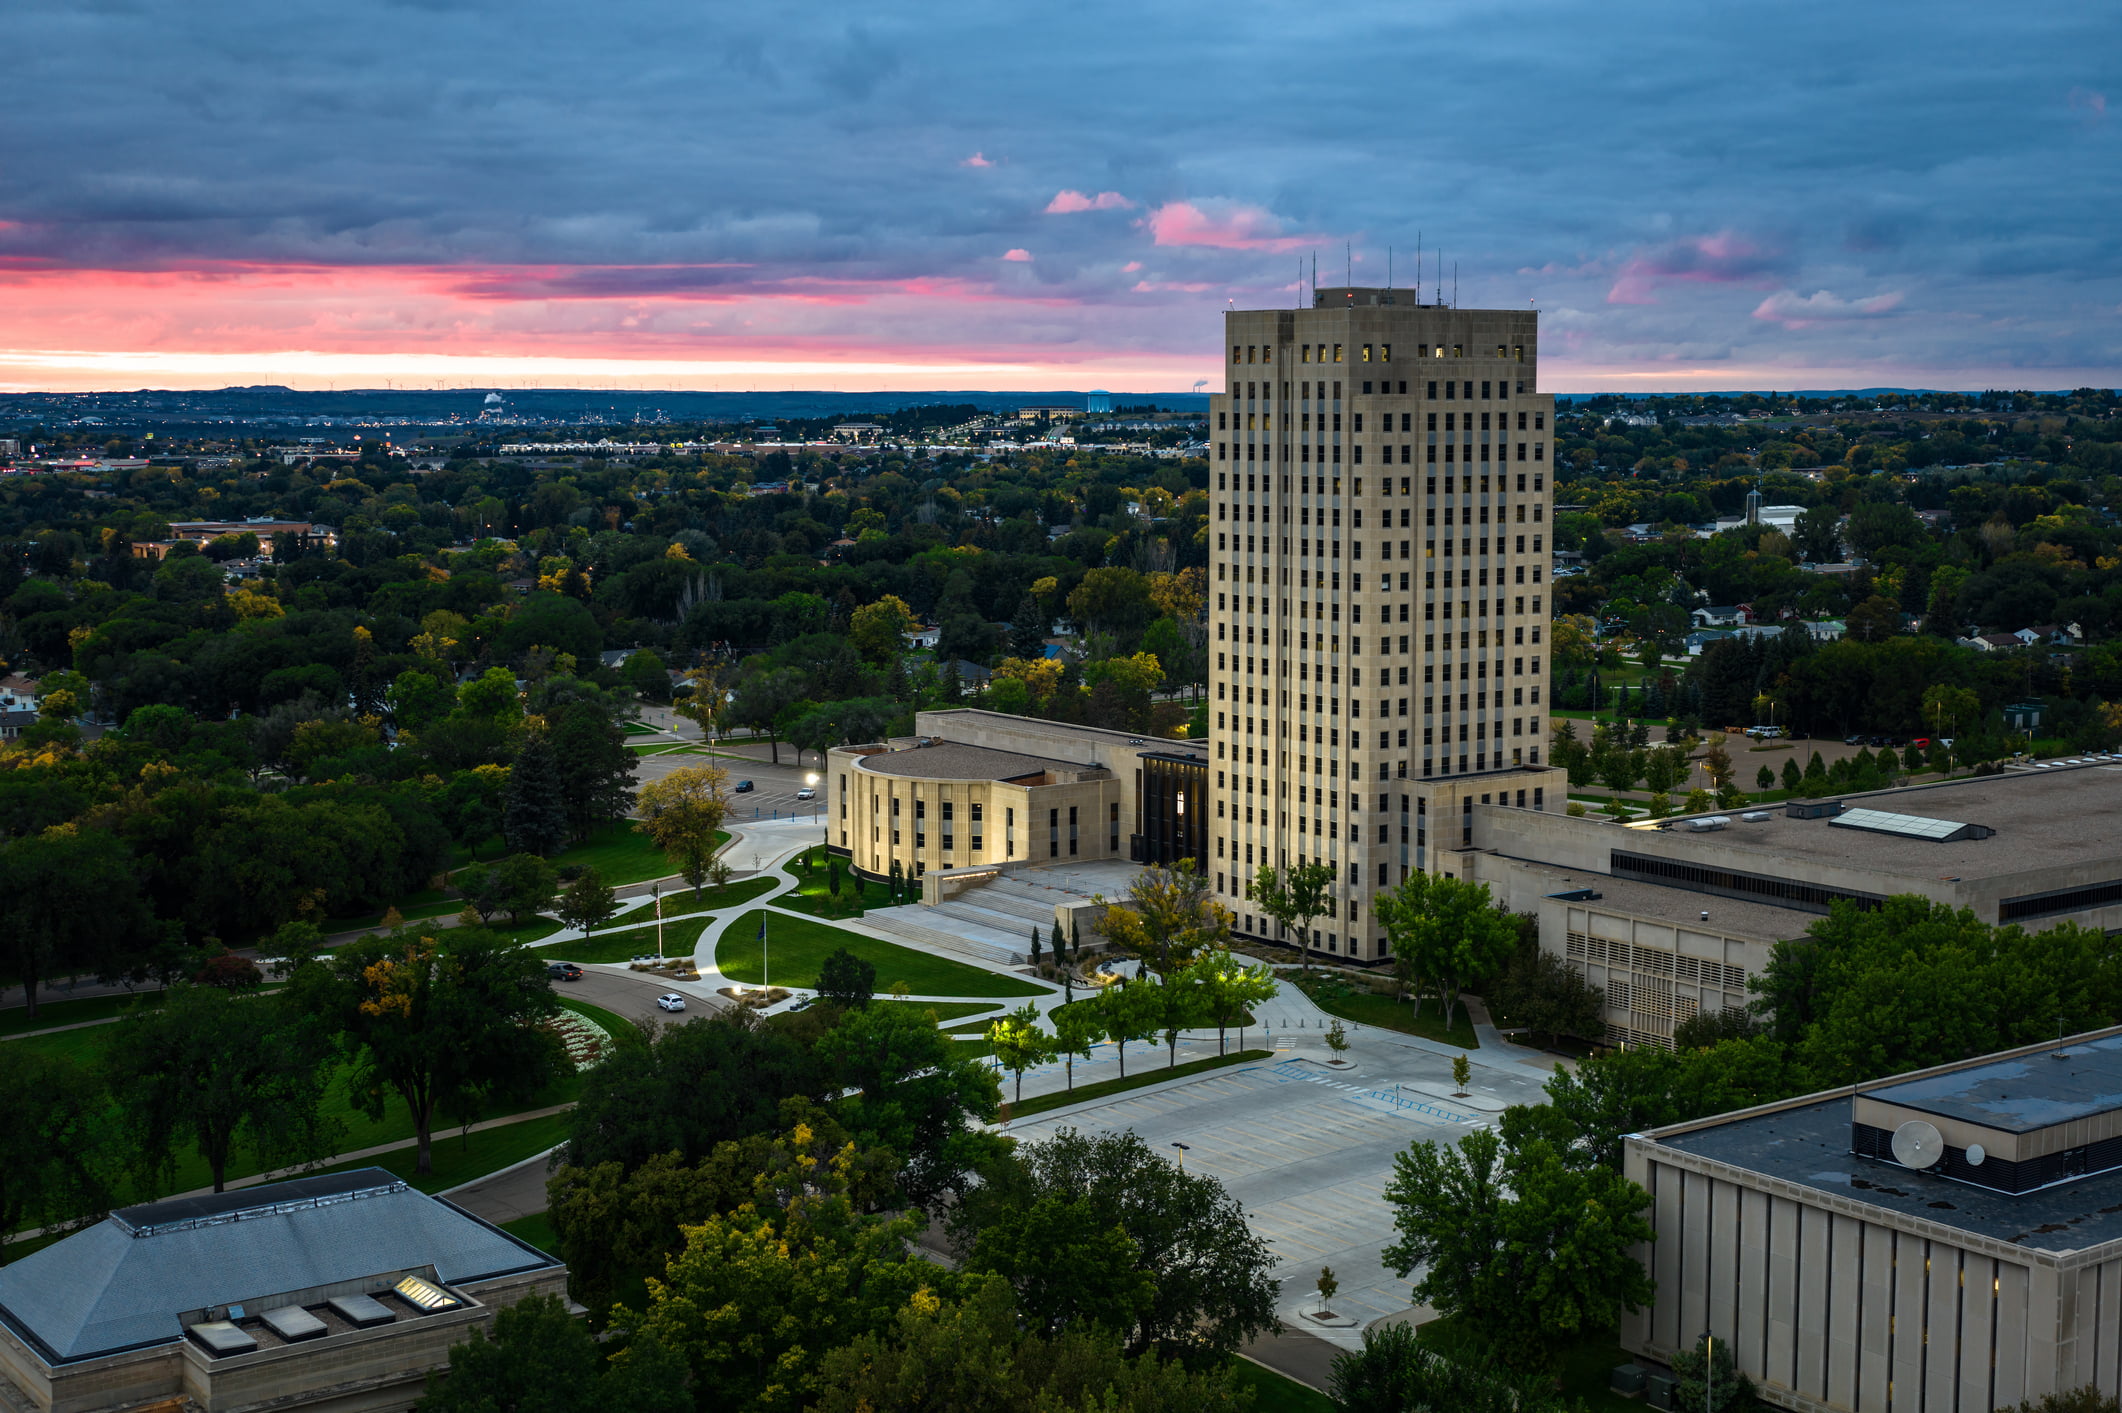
[[652, 882, 664, 961]]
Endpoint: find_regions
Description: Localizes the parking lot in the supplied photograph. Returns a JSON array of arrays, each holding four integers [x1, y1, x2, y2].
[[628, 727, 830, 830], [1005, 1028, 1554, 1344]]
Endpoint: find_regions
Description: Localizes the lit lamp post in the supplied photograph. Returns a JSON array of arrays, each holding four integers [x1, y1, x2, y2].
[[650, 882, 664, 961]]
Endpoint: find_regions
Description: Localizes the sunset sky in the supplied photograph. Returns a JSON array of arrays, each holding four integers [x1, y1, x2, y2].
[[2, 1, 2115, 393]]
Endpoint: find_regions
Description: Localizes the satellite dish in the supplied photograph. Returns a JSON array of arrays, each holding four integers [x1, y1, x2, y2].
[[1965, 1144, 1986, 1167], [1891, 1120, 1946, 1170]]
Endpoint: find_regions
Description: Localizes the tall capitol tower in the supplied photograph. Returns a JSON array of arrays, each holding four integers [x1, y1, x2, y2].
[[1208, 285, 1569, 965]]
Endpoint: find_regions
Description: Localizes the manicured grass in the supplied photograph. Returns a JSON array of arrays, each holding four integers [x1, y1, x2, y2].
[[548, 822, 686, 887], [500, 1209, 560, 1253], [490, 918, 562, 944], [777, 845, 893, 918], [1007, 1049, 1272, 1119], [607, 875, 777, 925], [304, 1111, 573, 1195], [0, 989, 166, 1037], [323, 887, 459, 934], [717, 910, 1048, 998], [1416, 1316, 1639, 1413], [545, 917, 710, 965], [1228, 1357, 1334, 1413], [1288, 973, 1480, 1050]]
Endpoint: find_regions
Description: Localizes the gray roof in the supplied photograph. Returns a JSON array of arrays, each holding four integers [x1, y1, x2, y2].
[[1656, 1092, 2122, 1254], [856, 741, 1067, 782], [0, 1169, 556, 1364], [1871, 1033, 2122, 1134]]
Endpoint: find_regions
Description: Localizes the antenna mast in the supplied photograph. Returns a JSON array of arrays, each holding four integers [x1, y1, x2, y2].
[[1416, 231, 1423, 304]]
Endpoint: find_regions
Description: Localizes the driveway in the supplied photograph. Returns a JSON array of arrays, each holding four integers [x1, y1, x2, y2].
[[559, 966, 727, 1027]]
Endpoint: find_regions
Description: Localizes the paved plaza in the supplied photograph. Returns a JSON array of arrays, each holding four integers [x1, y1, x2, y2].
[[1003, 1021, 1556, 1347]]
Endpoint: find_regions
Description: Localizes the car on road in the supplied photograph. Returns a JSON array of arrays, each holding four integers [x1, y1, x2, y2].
[[795, 786, 816, 800], [656, 993, 687, 1012], [733, 780, 754, 793], [546, 962, 582, 981]]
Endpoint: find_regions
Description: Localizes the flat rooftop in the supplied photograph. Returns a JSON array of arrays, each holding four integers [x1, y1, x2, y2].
[[1654, 1092, 2122, 1254], [1518, 863, 1805, 942], [854, 741, 1075, 783], [1636, 762, 2122, 883], [1869, 1033, 2122, 1134]]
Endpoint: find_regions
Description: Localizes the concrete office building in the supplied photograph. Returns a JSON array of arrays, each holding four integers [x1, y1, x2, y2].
[[1455, 760, 2122, 1048], [1208, 286, 1566, 963], [1624, 1026, 2122, 1413], [827, 709, 1207, 883], [0, 1168, 565, 1413]]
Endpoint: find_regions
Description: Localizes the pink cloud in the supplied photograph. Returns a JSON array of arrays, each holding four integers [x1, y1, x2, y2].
[[1751, 288, 1904, 328], [1145, 200, 1317, 253], [1606, 231, 1783, 304], [961, 152, 995, 167], [1121, 261, 1142, 273], [1046, 189, 1134, 213], [1001, 248, 1033, 262]]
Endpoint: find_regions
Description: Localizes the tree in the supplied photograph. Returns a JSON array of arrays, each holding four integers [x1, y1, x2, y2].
[[0, 826, 154, 1017], [1007, 591, 1049, 661], [418, 1292, 689, 1413], [1180, 950, 1277, 1054], [106, 984, 339, 1194], [849, 594, 917, 665], [1375, 872, 1518, 1032], [466, 852, 557, 924], [1331, 1322, 1562, 1413], [502, 730, 569, 856], [1315, 1265, 1339, 1313], [815, 1001, 1004, 1207], [634, 763, 730, 896], [618, 1160, 942, 1411], [1756, 763, 1776, 791], [560, 1014, 820, 1174], [1050, 1001, 1102, 1091], [1670, 1332, 1757, 1413], [817, 947, 876, 1008], [812, 1273, 1246, 1413], [1094, 859, 1230, 978], [1452, 1055, 1472, 1095], [549, 700, 638, 843], [557, 868, 618, 933], [730, 665, 808, 764], [987, 1002, 1053, 1107], [1381, 1127, 1654, 1370], [1090, 979, 1162, 1079], [1487, 935, 1606, 1048], [0, 1046, 112, 1263], [1250, 860, 1337, 969], [1701, 734, 1734, 792], [950, 1128, 1278, 1366], [300, 929, 568, 1174]]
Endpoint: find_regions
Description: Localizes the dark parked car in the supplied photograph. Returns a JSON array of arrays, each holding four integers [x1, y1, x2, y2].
[[546, 962, 583, 981], [733, 780, 755, 793]]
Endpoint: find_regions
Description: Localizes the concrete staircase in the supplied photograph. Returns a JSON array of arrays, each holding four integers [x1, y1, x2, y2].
[[862, 909, 1025, 967]]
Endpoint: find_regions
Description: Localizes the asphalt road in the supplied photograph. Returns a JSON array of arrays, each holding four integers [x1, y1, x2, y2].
[[558, 965, 725, 1027]]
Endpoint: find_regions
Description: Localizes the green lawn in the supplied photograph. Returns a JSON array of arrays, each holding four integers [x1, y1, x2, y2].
[[500, 1209, 560, 1253], [303, 1111, 573, 1194], [879, 1000, 1002, 1024], [0, 989, 166, 1037], [777, 845, 893, 918], [607, 875, 777, 925], [548, 822, 688, 887], [546, 917, 710, 965], [1228, 1358, 1334, 1413], [323, 889, 461, 934], [1288, 973, 1480, 1050], [1416, 1316, 1640, 1413], [1008, 1049, 1272, 1119], [717, 910, 1048, 998]]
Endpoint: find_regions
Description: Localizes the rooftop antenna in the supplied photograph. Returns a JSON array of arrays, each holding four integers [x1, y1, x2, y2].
[[1388, 246, 1393, 291], [1346, 241, 1351, 287], [1453, 261, 1459, 309], [1416, 231, 1423, 304]]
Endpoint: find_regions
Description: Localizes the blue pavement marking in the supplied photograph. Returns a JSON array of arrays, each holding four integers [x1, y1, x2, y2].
[[1264, 1060, 1479, 1124]]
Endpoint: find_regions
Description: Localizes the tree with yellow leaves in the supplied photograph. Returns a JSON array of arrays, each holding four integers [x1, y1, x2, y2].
[[1093, 859, 1230, 979], [635, 762, 731, 896]]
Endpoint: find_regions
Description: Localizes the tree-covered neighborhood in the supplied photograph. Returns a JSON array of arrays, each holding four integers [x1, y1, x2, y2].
[[4, 385, 2122, 1410]]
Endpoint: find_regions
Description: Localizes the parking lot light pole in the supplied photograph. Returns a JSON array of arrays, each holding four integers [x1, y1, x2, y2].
[[652, 882, 664, 961]]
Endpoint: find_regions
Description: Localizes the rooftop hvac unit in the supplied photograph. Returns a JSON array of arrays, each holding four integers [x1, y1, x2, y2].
[[1740, 811, 1772, 822], [1685, 816, 1731, 832]]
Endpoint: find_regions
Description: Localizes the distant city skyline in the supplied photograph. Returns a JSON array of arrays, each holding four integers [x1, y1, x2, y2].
[[2, 1, 2115, 393]]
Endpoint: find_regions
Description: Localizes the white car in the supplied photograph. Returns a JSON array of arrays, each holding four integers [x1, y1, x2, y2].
[[655, 993, 686, 1013], [795, 787, 816, 800]]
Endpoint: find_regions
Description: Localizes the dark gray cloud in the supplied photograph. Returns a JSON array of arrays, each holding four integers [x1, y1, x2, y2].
[[1, 0, 2116, 381]]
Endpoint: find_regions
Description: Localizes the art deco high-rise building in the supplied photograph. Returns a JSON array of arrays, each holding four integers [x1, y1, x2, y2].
[[1208, 286, 1568, 964]]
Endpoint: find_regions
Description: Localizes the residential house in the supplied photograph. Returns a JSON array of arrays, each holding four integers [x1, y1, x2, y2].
[[1691, 605, 1747, 628]]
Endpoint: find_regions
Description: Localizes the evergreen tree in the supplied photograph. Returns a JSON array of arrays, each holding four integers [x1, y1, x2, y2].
[[1007, 592, 1049, 660], [549, 701, 636, 844], [1030, 927, 1043, 968], [502, 732, 569, 856], [1781, 757, 1803, 791]]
